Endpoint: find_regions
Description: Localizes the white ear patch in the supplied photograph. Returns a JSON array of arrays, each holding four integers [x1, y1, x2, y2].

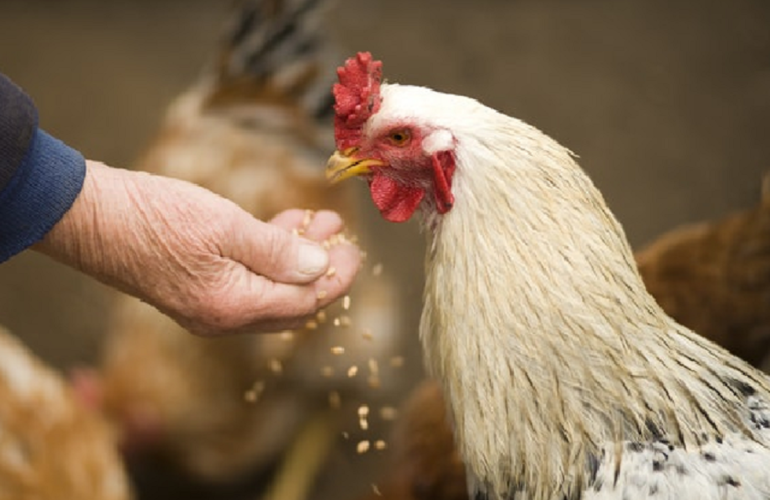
[[423, 129, 454, 155]]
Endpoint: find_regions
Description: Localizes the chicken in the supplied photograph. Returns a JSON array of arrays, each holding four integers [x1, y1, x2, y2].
[[327, 52, 770, 500], [635, 175, 770, 369], [0, 325, 131, 500], [366, 174, 770, 500], [92, 5, 402, 498]]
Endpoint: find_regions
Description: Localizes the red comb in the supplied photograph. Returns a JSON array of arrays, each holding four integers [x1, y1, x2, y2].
[[333, 52, 383, 151]]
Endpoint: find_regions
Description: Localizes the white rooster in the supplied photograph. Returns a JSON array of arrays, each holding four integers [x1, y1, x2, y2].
[[326, 52, 770, 500]]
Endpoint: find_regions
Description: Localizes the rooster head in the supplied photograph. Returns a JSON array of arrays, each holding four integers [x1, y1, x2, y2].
[[326, 52, 457, 223]]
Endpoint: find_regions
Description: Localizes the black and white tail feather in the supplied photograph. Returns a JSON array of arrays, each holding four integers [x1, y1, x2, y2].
[[210, 0, 338, 124]]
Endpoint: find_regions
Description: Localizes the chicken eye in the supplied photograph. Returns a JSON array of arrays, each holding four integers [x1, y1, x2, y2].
[[388, 129, 411, 147]]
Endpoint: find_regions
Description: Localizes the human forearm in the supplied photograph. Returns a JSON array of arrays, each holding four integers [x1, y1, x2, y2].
[[33, 161, 152, 295]]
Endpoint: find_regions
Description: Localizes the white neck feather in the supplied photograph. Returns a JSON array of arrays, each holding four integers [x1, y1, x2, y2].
[[418, 114, 770, 499]]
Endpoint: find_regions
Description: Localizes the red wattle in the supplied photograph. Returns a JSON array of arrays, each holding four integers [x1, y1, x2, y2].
[[431, 151, 456, 214], [369, 174, 425, 223]]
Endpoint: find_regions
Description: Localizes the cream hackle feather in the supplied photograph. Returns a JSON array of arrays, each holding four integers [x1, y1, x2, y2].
[[363, 84, 770, 500]]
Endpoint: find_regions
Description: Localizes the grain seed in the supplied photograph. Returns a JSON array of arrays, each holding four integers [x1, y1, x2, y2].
[[328, 391, 341, 409], [244, 381, 265, 403], [268, 359, 283, 374], [357, 440, 370, 454], [379, 406, 398, 421]]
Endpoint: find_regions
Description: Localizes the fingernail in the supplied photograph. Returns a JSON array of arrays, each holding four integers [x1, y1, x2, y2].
[[298, 242, 329, 276]]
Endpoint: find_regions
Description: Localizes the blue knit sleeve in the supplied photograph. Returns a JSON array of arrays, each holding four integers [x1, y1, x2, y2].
[[0, 74, 86, 263]]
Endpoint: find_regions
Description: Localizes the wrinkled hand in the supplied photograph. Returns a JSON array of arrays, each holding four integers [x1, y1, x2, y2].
[[34, 161, 361, 335]]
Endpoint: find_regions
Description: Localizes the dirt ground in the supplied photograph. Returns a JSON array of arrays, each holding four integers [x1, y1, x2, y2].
[[0, 0, 769, 498]]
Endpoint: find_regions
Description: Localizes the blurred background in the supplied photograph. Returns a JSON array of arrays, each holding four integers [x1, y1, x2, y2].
[[0, 0, 769, 498]]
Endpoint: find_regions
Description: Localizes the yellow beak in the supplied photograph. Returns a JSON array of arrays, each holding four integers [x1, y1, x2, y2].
[[326, 149, 385, 184]]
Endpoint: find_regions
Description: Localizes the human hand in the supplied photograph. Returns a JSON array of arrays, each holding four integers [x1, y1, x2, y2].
[[35, 161, 361, 335]]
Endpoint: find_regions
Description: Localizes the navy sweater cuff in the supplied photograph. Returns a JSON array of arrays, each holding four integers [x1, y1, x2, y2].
[[0, 129, 86, 263]]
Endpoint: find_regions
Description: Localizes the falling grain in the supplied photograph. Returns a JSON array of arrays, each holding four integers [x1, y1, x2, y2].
[[357, 440, 370, 454], [316, 290, 328, 300], [326, 266, 337, 277], [372, 263, 383, 276], [321, 366, 334, 378], [368, 358, 379, 375], [244, 381, 265, 403], [379, 406, 398, 421], [334, 316, 351, 327], [316, 310, 327, 323], [280, 331, 294, 342], [359, 404, 370, 430], [330, 346, 345, 355], [342, 295, 351, 310], [362, 329, 374, 341], [389, 356, 405, 368], [347, 365, 359, 378], [268, 359, 283, 374], [328, 391, 341, 409], [374, 440, 387, 450], [305, 320, 318, 330], [372, 484, 382, 496]]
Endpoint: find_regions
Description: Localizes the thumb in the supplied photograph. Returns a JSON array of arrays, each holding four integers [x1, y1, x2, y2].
[[228, 214, 330, 285]]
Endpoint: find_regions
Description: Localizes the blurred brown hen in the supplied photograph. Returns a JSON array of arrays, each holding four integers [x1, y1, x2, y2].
[[635, 175, 770, 369], [0, 326, 131, 500], [367, 175, 770, 500], [91, 1, 402, 498]]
